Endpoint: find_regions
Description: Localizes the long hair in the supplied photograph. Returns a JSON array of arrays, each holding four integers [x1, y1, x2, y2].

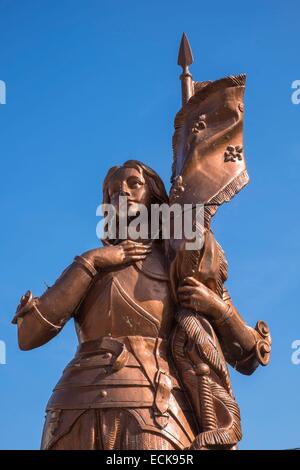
[[101, 160, 168, 245]]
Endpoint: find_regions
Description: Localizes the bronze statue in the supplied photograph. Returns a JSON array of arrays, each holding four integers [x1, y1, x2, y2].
[[12, 33, 271, 450]]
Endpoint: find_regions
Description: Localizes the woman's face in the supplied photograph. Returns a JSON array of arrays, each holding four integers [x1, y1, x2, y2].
[[108, 167, 151, 215]]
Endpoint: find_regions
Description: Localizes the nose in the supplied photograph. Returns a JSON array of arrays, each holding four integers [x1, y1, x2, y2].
[[119, 182, 130, 196]]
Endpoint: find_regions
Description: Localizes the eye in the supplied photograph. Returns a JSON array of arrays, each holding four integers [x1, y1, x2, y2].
[[109, 184, 120, 197], [127, 177, 143, 189]]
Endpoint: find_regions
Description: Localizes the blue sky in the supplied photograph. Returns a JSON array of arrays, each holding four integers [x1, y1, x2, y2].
[[0, 0, 300, 450]]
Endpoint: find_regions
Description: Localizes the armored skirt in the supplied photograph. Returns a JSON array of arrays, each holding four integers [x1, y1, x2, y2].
[[41, 336, 197, 450]]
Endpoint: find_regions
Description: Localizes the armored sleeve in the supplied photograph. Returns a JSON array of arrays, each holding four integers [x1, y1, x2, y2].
[[212, 287, 271, 374], [12, 256, 98, 350]]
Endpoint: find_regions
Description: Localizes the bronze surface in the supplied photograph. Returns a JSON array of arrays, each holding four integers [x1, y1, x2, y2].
[[12, 34, 271, 450]]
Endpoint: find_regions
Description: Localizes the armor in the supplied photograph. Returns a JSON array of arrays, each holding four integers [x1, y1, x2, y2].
[[13, 235, 270, 450], [13, 242, 198, 450]]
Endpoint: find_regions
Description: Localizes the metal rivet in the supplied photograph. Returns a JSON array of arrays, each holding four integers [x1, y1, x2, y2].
[[99, 390, 107, 398]]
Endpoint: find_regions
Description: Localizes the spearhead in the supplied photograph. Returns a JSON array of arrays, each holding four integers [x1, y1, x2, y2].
[[178, 33, 195, 106], [177, 32, 194, 69]]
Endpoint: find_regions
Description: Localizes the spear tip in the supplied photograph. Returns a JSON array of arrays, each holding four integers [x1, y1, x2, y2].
[[177, 32, 194, 68]]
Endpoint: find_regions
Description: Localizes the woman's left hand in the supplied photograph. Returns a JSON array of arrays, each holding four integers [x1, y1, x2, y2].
[[177, 277, 227, 320]]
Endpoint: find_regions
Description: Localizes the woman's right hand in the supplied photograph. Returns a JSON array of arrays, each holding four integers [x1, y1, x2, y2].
[[81, 240, 152, 270]]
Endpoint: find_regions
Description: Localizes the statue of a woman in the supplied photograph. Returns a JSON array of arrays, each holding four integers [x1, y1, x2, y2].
[[13, 160, 194, 450], [12, 31, 273, 452], [12, 159, 271, 450]]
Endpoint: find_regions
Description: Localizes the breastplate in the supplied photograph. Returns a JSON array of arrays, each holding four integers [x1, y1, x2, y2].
[[75, 244, 174, 342]]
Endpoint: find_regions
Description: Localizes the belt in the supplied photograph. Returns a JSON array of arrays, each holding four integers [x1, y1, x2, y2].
[[46, 335, 184, 426], [69, 336, 132, 370]]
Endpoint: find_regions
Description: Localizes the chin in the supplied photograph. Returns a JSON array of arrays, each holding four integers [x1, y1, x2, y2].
[[128, 202, 140, 215]]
